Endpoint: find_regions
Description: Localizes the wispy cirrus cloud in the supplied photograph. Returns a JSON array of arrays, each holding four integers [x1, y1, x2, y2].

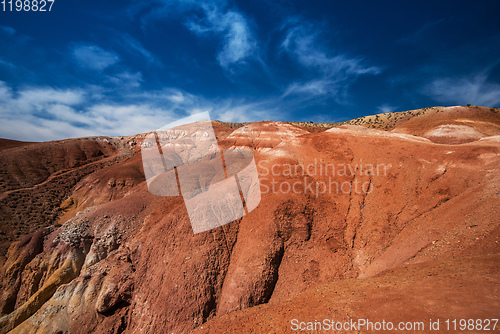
[[134, 0, 258, 72], [119, 33, 161, 65], [282, 24, 380, 76], [0, 25, 16, 37], [71, 44, 120, 71], [397, 18, 446, 46], [281, 21, 381, 101], [107, 71, 143, 89], [0, 58, 15, 69], [186, 3, 258, 70], [0, 24, 32, 46], [423, 71, 500, 107], [283, 79, 338, 99]]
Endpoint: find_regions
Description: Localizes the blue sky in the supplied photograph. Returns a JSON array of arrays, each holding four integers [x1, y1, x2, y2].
[[1, 0, 499, 141]]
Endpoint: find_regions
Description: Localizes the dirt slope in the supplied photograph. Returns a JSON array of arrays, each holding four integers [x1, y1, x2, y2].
[[0, 106, 499, 333], [0, 140, 34, 151], [0, 136, 138, 266]]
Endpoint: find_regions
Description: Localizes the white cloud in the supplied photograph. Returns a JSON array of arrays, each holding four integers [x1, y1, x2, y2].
[[218, 12, 256, 68], [141, 0, 258, 71], [282, 26, 380, 77], [208, 99, 281, 123], [186, 3, 257, 70], [377, 103, 397, 114], [0, 117, 95, 142], [84, 103, 176, 133], [424, 72, 500, 107], [167, 91, 185, 103], [18, 88, 84, 107], [283, 79, 339, 98], [0, 81, 13, 102], [0, 81, 281, 142], [71, 44, 120, 71], [0, 81, 174, 141], [119, 34, 160, 65], [128, 88, 281, 123], [127, 88, 198, 107], [107, 71, 143, 88], [0, 85, 85, 119], [281, 22, 381, 101]]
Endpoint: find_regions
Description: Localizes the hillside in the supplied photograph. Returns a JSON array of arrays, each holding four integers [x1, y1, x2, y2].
[[0, 106, 499, 333]]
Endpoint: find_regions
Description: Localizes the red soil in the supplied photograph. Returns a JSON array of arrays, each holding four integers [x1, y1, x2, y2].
[[0, 106, 498, 333]]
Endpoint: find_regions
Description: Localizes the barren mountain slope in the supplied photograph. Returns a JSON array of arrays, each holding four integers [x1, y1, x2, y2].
[[0, 136, 137, 266], [0, 107, 499, 333]]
